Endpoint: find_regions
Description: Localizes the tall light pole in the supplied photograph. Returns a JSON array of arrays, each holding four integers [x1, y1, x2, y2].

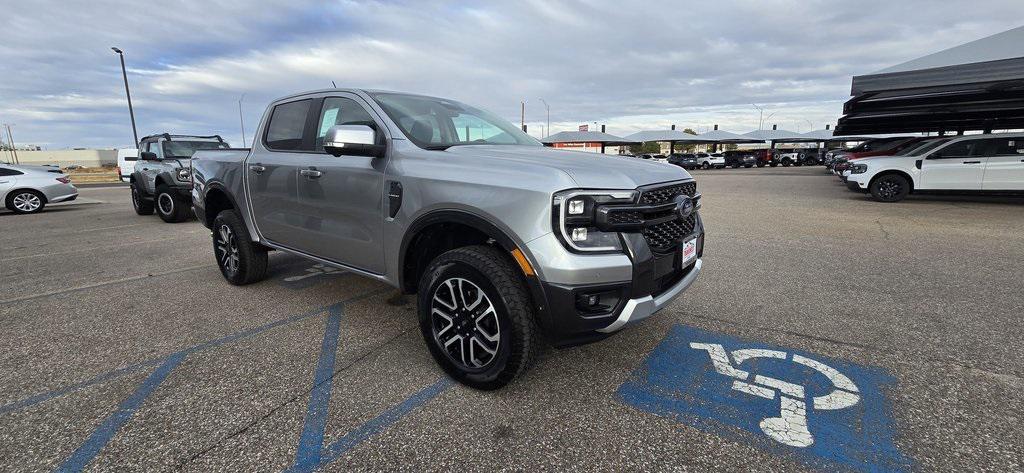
[[520, 101, 525, 131], [111, 47, 139, 148], [751, 103, 764, 130], [539, 98, 550, 137], [238, 94, 247, 147]]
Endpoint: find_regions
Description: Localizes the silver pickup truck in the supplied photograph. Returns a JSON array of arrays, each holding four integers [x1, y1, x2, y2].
[[191, 89, 704, 389]]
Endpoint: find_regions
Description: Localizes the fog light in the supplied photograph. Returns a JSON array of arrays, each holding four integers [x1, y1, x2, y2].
[[571, 227, 588, 241], [568, 199, 585, 215]]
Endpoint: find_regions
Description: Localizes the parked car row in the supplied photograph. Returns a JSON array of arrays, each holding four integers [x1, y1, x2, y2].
[[831, 133, 1024, 202]]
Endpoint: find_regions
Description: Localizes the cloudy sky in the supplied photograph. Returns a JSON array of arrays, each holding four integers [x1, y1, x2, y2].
[[1, 0, 1021, 149]]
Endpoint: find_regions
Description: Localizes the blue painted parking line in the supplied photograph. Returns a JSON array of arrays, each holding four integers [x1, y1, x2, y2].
[[56, 352, 186, 472], [293, 305, 345, 470], [287, 377, 453, 473], [618, 325, 911, 472], [0, 289, 386, 415]]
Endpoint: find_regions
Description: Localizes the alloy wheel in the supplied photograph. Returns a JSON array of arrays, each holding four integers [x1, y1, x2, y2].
[[215, 224, 240, 275], [878, 179, 901, 199], [158, 193, 174, 215], [12, 192, 41, 212], [431, 278, 501, 369]]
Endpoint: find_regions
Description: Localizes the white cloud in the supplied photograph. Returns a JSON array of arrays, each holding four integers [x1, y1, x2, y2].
[[1, 0, 1021, 148]]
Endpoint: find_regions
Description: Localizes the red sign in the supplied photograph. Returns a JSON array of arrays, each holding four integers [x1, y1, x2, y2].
[[579, 124, 589, 132]]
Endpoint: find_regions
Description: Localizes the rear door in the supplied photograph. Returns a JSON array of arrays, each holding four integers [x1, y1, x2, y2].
[[0, 167, 20, 201], [292, 94, 387, 273], [246, 98, 313, 248], [980, 137, 1024, 191], [920, 140, 987, 190]]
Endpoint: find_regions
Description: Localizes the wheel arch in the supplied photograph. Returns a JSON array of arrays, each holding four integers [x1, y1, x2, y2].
[[869, 169, 915, 193], [202, 183, 241, 228], [399, 209, 548, 321], [5, 187, 47, 205]]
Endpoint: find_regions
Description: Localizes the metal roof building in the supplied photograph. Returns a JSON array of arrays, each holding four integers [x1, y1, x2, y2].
[[836, 25, 1024, 135], [540, 130, 636, 145]]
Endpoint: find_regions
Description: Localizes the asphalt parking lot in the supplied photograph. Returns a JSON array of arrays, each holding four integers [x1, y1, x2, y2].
[[1, 167, 1022, 472]]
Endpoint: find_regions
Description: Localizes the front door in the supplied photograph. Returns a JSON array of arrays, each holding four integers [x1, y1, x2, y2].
[[293, 95, 387, 274], [980, 137, 1024, 191], [920, 140, 986, 190], [246, 98, 312, 248]]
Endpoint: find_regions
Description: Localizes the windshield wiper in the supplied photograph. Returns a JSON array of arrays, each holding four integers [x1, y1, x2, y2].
[[423, 144, 453, 151]]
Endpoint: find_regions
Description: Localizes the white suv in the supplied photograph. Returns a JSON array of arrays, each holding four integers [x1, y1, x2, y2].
[[845, 133, 1024, 202]]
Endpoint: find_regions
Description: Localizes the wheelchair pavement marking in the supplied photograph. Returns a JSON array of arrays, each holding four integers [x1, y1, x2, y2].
[[292, 305, 344, 470], [618, 324, 911, 472], [286, 377, 453, 473], [0, 289, 388, 414], [55, 352, 186, 472]]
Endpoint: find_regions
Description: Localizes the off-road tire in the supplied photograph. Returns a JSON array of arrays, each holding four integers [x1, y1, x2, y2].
[[869, 174, 910, 203], [155, 184, 190, 223], [6, 189, 46, 214], [131, 183, 154, 215], [417, 245, 541, 390], [212, 209, 268, 285]]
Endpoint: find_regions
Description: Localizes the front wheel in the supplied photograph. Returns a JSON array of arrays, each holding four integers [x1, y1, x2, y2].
[[701, 162, 710, 169], [6, 189, 46, 214], [155, 185, 190, 223], [212, 210, 268, 284], [418, 245, 540, 390], [869, 174, 910, 202]]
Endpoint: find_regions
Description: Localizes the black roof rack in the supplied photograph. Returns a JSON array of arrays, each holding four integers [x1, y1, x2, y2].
[[139, 133, 225, 143]]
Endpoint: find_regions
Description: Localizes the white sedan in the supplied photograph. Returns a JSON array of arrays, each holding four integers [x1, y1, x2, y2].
[[0, 164, 79, 214]]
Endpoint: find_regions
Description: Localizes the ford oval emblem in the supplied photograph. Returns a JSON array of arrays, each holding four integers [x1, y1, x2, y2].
[[673, 195, 694, 219]]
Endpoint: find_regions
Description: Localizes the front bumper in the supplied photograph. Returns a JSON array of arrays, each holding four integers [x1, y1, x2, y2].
[[530, 214, 705, 346], [846, 175, 868, 192], [597, 258, 702, 333]]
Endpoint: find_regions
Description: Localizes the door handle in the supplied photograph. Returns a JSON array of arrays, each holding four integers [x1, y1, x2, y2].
[[249, 164, 266, 174], [300, 169, 323, 178], [962, 161, 981, 164], [142, 168, 149, 171]]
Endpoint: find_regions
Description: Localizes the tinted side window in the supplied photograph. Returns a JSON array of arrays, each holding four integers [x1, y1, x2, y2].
[[984, 138, 1024, 156], [266, 99, 312, 151], [930, 140, 981, 159], [314, 97, 376, 152], [0, 168, 24, 176]]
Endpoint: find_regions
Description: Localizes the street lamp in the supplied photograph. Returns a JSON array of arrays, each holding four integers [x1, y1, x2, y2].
[[539, 98, 550, 137], [111, 47, 139, 148]]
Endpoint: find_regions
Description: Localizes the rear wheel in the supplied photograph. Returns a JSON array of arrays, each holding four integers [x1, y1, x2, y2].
[[869, 174, 910, 202], [212, 209, 268, 285], [701, 162, 710, 169], [6, 190, 45, 214], [155, 185, 190, 223], [418, 245, 540, 390], [131, 183, 154, 215]]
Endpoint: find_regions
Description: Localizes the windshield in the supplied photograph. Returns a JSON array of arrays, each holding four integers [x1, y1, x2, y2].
[[369, 93, 540, 150], [162, 140, 229, 159], [895, 138, 951, 156]]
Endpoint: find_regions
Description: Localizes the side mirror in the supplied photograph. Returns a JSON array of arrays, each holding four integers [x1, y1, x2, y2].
[[324, 125, 385, 158], [140, 151, 158, 161]]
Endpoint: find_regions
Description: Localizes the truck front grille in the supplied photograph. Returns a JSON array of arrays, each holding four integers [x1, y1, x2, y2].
[[638, 181, 699, 253]]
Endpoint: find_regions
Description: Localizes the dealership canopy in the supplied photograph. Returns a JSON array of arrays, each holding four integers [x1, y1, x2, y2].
[[622, 129, 711, 144], [697, 129, 764, 143], [743, 128, 806, 143], [835, 25, 1024, 135], [541, 130, 637, 145]]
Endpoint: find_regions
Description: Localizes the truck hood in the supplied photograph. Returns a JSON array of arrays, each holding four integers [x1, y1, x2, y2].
[[444, 145, 692, 189]]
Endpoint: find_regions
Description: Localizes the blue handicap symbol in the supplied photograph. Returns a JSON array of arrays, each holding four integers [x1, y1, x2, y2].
[[617, 325, 911, 472]]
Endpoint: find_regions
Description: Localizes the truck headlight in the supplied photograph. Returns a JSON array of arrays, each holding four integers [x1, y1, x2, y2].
[[553, 190, 636, 252], [177, 168, 191, 181], [850, 163, 868, 174]]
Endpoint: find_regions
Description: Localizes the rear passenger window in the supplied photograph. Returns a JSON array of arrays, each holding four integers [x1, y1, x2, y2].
[[986, 138, 1024, 156], [265, 99, 312, 151], [0, 168, 24, 176]]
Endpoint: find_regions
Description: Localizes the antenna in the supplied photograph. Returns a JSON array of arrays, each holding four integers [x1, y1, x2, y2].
[[332, 81, 337, 88]]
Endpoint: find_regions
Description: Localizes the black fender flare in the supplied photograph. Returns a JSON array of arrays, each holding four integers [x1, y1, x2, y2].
[[199, 181, 244, 228], [399, 209, 550, 322], [130, 171, 153, 198]]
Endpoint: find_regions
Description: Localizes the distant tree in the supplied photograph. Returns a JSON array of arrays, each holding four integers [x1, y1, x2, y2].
[[629, 141, 662, 154]]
